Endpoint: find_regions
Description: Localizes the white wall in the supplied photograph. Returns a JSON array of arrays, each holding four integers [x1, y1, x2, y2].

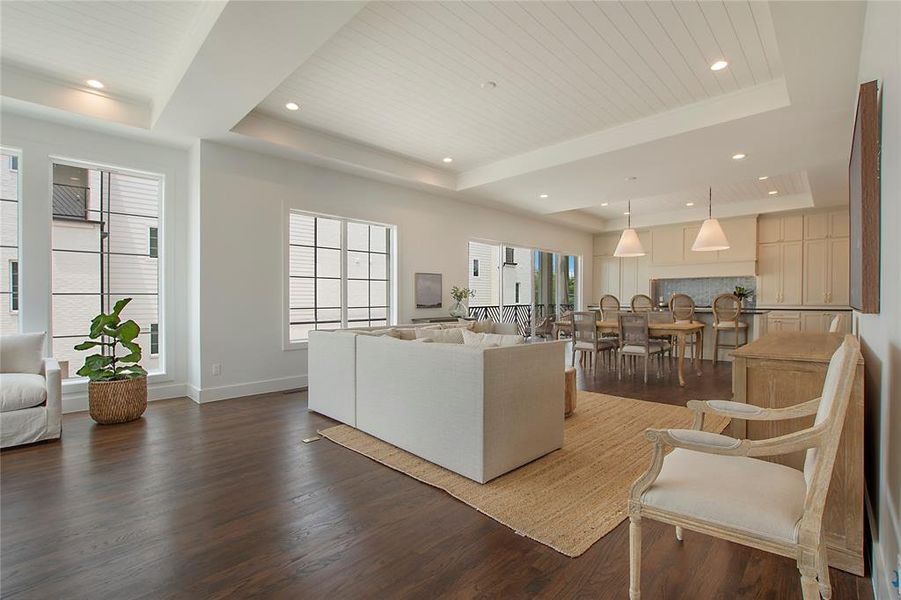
[[0, 112, 190, 412], [193, 140, 593, 401], [855, 2, 901, 598]]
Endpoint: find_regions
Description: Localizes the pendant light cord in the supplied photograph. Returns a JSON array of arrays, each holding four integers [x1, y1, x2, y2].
[[627, 200, 631, 228], [708, 187, 713, 219]]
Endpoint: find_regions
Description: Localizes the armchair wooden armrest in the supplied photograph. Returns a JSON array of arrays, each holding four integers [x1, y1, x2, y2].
[[687, 398, 821, 430]]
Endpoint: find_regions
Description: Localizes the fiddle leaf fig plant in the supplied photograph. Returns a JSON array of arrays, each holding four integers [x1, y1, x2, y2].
[[74, 298, 148, 381]]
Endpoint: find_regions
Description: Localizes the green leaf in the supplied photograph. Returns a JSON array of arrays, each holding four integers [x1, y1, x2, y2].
[[118, 340, 142, 363], [74, 341, 102, 351], [111, 298, 131, 319], [118, 320, 140, 343]]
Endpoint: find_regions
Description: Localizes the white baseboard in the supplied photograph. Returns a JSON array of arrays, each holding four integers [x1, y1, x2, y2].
[[194, 375, 308, 404], [62, 382, 188, 414]]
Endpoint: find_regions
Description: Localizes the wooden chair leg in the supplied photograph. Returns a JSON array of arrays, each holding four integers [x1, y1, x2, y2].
[[629, 516, 642, 600], [675, 526, 683, 541], [817, 543, 832, 599], [643, 354, 648, 384], [713, 330, 719, 365], [799, 565, 820, 600]]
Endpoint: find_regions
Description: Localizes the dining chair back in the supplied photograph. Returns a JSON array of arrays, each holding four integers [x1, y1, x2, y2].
[[712, 293, 747, 364], [669, 293, 695, 323], [712, 293, 741, 324], [630, 294, 654, 313], [599, 295, 621, 318], [618, 312, 650, 347]]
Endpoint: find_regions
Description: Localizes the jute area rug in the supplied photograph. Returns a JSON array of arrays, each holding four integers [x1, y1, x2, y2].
[[319, 391, 729, 557]]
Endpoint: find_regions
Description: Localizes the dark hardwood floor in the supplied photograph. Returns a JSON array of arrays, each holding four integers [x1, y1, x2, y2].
[[1, 359, 872, 599]]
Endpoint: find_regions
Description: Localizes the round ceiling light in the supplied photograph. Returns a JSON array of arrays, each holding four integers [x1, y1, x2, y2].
[[710, 60, 729, 71], [442, 157, 453, 163], [732, 153, 747, 160], [768, 190, 779, 195], [601, 202, 609, 207], [86, 79, 104, 89], [686, 202, 695, 207], [539, 193, 548, 199], [285, 102, 300, 111], [758, 175, 769, 180]]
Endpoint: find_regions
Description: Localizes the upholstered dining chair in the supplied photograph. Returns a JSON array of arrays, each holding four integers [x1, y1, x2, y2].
[[711, 293, 747, 365], [627, 335, 861, 600], [617, 313, 670, 383], [828, 314, 843, 333], [630, 294, 654, 313], [571, 311, 617, 371], [599, 294, 621, 319], [669, 293, 698, 360]]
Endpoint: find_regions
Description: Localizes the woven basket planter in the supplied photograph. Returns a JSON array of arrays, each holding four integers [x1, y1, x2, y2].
[[89, 377, 147, 425]]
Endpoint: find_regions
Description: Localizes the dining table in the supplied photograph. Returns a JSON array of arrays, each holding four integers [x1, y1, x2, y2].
[[553, 319, 706, 387]]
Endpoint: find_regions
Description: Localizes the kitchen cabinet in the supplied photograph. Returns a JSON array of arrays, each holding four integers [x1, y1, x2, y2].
[[591, 254, 648, 304], [757, 241, 803, 305], [803, 238, 850, 306], [758, 214, 803, 244], [650, 216, 757, 266], [767, 310, 802, 332], [801, 310, 851, 334], [804, 210, 850, 240]]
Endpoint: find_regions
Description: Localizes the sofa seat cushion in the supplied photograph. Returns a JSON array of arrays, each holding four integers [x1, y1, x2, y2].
[[641, 449, 807, 543], [0, 374, 47, 412], [621, 342, 670, 354], [461, 329, 525, 347], [715, 321, 748, 329]]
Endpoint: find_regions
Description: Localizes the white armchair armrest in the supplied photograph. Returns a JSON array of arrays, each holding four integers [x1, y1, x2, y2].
[[41, 358, 62, 437], [687, 397, 821, 429], [646, 428, 745, 455]]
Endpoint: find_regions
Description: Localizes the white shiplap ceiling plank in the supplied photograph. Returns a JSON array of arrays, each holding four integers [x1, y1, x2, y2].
[[258, 1, 783, 168], [698, 1, 759, 87]]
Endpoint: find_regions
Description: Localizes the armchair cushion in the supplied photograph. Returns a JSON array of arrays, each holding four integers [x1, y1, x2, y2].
[[705, 400, 763, 416], [641, 449, 806, 543], [0, 374, 47, 412], [0, 332, 46, 374], [666, 429, 742, 449]]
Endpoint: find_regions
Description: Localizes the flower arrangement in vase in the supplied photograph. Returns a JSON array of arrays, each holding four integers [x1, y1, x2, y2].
[[449, 286, 475, 318]]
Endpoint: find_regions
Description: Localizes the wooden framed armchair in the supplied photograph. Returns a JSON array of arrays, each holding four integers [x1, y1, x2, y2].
[[627, 335, 861, 600]]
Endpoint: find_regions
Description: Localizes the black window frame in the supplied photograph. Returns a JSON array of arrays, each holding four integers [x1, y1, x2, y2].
[[9, 260, 18, 312], [149, 226, 158, 258], [472, 259, 480, 277]]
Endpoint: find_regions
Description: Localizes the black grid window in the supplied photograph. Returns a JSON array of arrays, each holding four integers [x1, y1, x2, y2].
[[149, 227, 158, 258], [1, 151, 19, 333], [51, 164, 162, 379], [288, 212, 392, 342]]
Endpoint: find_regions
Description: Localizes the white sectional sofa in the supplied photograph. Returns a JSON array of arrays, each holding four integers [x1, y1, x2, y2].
[[308, 323, 566, 483]]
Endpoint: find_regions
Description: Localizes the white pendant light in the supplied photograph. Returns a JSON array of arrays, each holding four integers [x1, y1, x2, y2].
[[614, 200, 646, 257], [692, 187, 730, 252]]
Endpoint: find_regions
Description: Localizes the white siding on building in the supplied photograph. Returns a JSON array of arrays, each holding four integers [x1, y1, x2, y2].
[[468, 241, 498, 307], [501, 246, 533, 306]]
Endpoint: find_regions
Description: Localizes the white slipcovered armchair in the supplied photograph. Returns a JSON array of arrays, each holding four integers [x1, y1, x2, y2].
[[628, 335, 861, 600], [0, 332, 62, 448]]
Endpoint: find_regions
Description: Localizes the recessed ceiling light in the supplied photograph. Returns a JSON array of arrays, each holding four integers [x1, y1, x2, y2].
[[481, 81, 497, 89], [732, 153, 746, 160], [686, 202, 695, 207], [601, 202, 609, 207], [285, 102, 300, 111], [442, 157, 453, 163], [768, 190, 778, 195], [539, 193, 548, 198], [758, 175, 769, 180], [710, 60, 729, 71], [86, 79, 104, 89], [623, 211, 631, 216]]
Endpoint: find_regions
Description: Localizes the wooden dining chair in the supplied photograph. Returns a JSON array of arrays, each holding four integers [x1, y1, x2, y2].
[[599, 295, 621, 318], [630, 294, 654, 313], [628, 335, 861, 600], [669, 293, 698, 361], [571, 311, 617, 371], [712, 293, 747, 365], [617, 313, 670, 383]]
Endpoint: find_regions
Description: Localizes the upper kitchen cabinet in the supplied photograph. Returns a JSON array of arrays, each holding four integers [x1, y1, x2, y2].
[[804, 210, 850, 240], [758, 214, 804, 244], [651, 216, 757, 266]]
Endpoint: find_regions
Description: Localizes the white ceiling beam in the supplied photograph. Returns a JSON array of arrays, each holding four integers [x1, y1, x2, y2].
[[0, 64, 150, 129], [230, 111, 456, 191], [152, 0, 365, 138], [456, 79, 790, 191]]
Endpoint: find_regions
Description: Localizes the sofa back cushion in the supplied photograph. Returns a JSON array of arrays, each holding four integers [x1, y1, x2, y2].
[[415, 327, 465, 344], [0, 333, 46, 374], [461, 329, 525, 347]]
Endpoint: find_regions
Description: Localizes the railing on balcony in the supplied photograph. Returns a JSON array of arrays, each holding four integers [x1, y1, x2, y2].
[[469, 303, 575, 337]]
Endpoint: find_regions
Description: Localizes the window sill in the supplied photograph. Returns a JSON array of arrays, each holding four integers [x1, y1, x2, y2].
[[283, 341, 309, 352]]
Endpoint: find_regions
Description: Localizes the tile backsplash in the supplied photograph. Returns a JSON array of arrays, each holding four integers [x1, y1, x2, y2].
[[653, 276, 757, 308]]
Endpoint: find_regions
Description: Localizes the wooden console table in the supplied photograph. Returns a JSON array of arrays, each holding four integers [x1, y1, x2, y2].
[[731, 333, 864, 575]]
